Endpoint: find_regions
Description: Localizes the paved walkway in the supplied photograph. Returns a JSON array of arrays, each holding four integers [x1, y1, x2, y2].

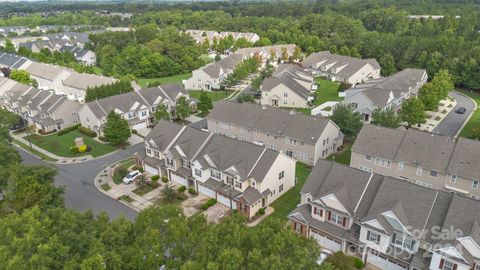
[[416, 95, 456, 133], [246, 206, 274, 227]]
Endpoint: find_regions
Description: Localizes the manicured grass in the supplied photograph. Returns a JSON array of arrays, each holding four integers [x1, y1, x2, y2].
[[132, 182, 159, 196], [313, 78, 342, 106], [138, 73, 192, 88], [269, 162, 312, 220], [188, 90, 234, 102], [13, 139, 58, 162], [25, 130, 117, 158], [119, 195, 134, 203], [458, 89, 480, 139], [326, 140, 353, 165], [101, 183, 112, 191]]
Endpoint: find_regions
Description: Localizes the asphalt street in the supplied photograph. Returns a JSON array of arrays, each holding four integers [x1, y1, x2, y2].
[[18, 143, 144, 221], [433, 91, 476, 138]]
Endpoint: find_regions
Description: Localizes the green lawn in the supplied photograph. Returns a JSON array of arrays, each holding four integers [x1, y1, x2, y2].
[[13, 139, 58, 162], [188, 90, 234, 102], [138, 73, 192, 88], [25, 130, 117, 158], [313, 78, 342, 106], [133, 182, 159, 196], [269, 162, 312, 220], [458, 89, 480, 139], [326, 140, 353, 165]]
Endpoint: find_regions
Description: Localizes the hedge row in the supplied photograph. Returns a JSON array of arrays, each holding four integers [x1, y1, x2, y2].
[[78, 126, 97, 137], [57, 124, 81, 136]]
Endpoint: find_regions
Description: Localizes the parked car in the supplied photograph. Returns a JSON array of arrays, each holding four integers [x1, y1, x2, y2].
[[123, 170, 141, 184], [316, 250, 333, 265], [456, 107, 466, 114]]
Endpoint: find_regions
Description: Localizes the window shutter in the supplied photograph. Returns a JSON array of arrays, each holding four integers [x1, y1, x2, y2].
[[342, 217, 347, 227], [367, 231, 371, 241], [439, 259, 444, 268], [319, 209, 323, 217], [376, 235, 380, 244], [453, 264, 457, 270], [327, 211, 331, 221], [314, 207, 317, 215]]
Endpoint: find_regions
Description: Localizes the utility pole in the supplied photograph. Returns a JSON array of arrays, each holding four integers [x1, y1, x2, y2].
[[22, 112, 32, 148]]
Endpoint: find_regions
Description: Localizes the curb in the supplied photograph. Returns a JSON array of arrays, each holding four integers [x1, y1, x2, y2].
[[453, 91, 477, 139]]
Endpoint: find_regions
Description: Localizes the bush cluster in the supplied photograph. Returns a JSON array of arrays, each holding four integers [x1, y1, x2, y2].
[[151, 175, 160, 182], [57, 124, 81, 136], [177, 186, 187, 193], [70, 145, 92, 154], [161, 176, 168, 183], [188, 187, 197, 195], [78, 126, 97, 137], [256, 208, 265, 216], [201, 199, 217, 210]]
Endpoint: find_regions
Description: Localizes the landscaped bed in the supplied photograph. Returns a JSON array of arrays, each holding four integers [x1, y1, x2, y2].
[[24, 130, 117, 158], [112, 158, 135, 185], [133, 182, 160, 196]]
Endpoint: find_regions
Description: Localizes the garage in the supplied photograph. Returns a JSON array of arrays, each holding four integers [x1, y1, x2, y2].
[[217, 194, 237, 210], [367, 250, 407, 270], [198, 184, 216, 198], [170, 173, 188, 187], [311, 231, 342, 252], [144, 164, 159, 176], [132, 121, 147, 130]]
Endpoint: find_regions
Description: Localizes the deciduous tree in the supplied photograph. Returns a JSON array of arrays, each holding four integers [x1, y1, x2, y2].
[[371, 107, 401, 128], [399, 97, 426, 128], [330, 104, 363, 138], [103, 111, 131, 145]]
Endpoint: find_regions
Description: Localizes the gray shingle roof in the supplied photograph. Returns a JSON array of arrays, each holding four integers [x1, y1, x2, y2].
[[303, 51, 380, 78], [146, 120, 184, 152], [84, 91, 142, 119], [62, 72, 114, 90], [24, 62, 67, 80], [447, 138, 480, 180], [0, 52, 29, 68], [262, 71, 311, 99], [140, 84, 186, 105], [209, 101, 332, 143], [202, 54, 244, 78]]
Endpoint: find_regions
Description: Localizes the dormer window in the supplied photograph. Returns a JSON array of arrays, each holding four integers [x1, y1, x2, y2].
[[450, 175, 457, 183], [392, 233, 414, 251], [367, 231, 381, 244], [330, 212, 344, 226]]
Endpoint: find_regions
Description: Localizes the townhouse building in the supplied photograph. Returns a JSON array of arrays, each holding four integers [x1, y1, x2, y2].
[[207, 101, 343, 166], [78, 84, 192, 134], [185, 30, 260, 45], [0, 77, 81, 133], [351, 124, 480, 199], [289, 159, 480, 270], [235, 44, 298, 64], [302, 51, 381, 85], [342, 69, 428, 122], [136, 120, 296, 218], [261, 63, 316, 109]]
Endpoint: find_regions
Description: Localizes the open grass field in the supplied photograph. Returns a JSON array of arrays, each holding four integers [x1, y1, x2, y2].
[[188, 90, 234, 102], [458, 89, 480, 139], [138, 73, 192, 88], [313, 78, 342, 106]]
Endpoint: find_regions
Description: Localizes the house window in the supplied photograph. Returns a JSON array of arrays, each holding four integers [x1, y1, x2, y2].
[[128, 112, 136, 118], [398, 162, 404, 171], [393, 234, 414, 251], [235, 181, 242, 189], [440, 260, 455, 270], [416, 167, 423, 176], [226, 176, 234, 186], [146, 148, 152, 154], [211, 169, 221, 180], [166, 158, 174, 167], [279, 171, 285, 180], [141, 111, 147, 116], [154, 150, 159, 158], [450, 175, 457, 184], [294, 222, 302, 233], [365, 155, 371, 161], [473, 180, 479, 189], [181, 158, 190, 169], [279, 184, 283, 192], [430, 170, 438, 177], [351, 103, 358, 109], [195, 169, 202, 177], [367, 231, 381, 244], [331, 212, 343, 226], [284, 93, 288, 97], [386, 161, 392, 169]]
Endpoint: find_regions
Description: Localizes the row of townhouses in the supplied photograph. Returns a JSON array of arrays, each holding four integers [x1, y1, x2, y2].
[[135, 120, 296, 219], [207, 101, 344, 166], [351, 124, 480, 199], [289, 159, 480, 270], [18, 40, 96, 65], [0, 77, 81, 133], [78, 84, 193, 134], [185, 30, 260, 45], [0, 52, 114, 102], [342, 69, 428, 122], [260, 63, 316, 109], [302, 51, 381, 85]]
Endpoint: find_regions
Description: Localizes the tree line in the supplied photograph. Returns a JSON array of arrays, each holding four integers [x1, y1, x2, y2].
[[84, 80, 133, 102]]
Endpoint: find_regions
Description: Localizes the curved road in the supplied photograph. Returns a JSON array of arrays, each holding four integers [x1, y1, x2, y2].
[[18, 144, 144, 221], [433, 91, 476, 138]]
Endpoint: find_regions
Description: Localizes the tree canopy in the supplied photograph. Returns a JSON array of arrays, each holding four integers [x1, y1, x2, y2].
[[399, 97, 427, 128], [330, 104, 363, 138], [103, 111, 131, 145]]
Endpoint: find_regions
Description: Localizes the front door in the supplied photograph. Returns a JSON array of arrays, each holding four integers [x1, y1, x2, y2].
[[286, 150, 293, 158], [271, 99, 279, 107]]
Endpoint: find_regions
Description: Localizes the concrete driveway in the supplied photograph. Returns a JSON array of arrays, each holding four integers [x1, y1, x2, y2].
[[202, 203, 230, 223], [180, 193, 209, 217], [433, 91, 476, 138]]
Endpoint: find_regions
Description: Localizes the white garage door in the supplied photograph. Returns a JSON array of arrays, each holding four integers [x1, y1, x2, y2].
[[170, 173, 188, 187], [144, 164, 158, 176], [367, 251, 407, 270], [311, 231, 342, 252], [132, 121, 147, 130], [198, 185, 216, 198], [217, 194, 237, 210]]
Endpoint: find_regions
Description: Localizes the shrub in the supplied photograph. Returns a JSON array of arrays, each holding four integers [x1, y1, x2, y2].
[[70, 146, 79, 154], [151, 175, 160, 181], [138, 167, 144, 173], [78, 144, 88, 153], [57, 124, 81, 136], [176, 192, 187, 200], [161, 176, 168, 183], [78, 126, 97, 137], [131, 165, 141, 171], [353, 257, 364, 269], [177, 186, 187, 193], [132, 129, 138, 134], [257, 208, 265, 216], [114, 166, 129, 179], [207, 198, 217, 207], [99, 136, 109, 142], [188, 187, 197, 195], [201, 204, 209, 210]]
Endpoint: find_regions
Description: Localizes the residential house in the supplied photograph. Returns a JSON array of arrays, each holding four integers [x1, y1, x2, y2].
[[22, 62, 72, 91], [136, 120, 296, 218], [261, 63, 316, 108], [302, 51, 381, 85], [350, 124, 480, 199], [0, 52, 32, 70], [59, 72, 115, 102], [341, 69, 428, 122], [183, 54, 244, 90], [207, 101, 343, 165], [289, 159, 480, 270], [0, 77, 81, 133], [78, 84, 191, 134], [236, 44, 298, 64], [185, 30, 260, 45], [59, 45, 96, 65]]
